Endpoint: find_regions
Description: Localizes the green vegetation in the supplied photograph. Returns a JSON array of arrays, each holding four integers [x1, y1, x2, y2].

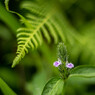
[[0, 0, 95, 95]]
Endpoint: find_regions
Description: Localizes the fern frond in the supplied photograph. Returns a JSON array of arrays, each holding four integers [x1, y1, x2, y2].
[[5, 0, 67, 67]]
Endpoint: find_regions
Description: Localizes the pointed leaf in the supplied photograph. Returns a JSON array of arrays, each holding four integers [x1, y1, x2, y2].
[[0, 78, 16, 95], [69, 65, 95, 78], [42, 77, 64, 95]]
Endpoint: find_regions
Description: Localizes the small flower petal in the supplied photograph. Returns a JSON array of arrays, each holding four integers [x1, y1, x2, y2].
[[66, 63, 74, 69], [53, 61, 62, 67]]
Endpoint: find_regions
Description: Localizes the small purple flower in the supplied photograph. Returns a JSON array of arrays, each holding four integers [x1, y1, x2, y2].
[[66, 63, 74, 69], [53, 61, 62, 67]]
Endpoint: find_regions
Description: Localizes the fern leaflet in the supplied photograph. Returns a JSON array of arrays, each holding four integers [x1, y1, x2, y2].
[[5, 0, 67, 67]]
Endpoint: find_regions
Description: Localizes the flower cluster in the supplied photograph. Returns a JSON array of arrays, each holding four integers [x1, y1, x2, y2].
[[53, 60, 74, 69], [53, 43, 74, 79]]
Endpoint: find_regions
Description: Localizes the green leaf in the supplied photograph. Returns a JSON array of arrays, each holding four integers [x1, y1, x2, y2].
[[5, 0, 79, 68], [69, 65, 95, 78], [42, 77, 64, 95], [0, 78, 17, 95], [65, 66, 95, 95], [4, 0, 66, 67]]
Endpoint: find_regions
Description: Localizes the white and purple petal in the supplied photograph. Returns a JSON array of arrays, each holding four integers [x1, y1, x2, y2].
[[66, 63, 74, 69], [53, 61, 62, 67]]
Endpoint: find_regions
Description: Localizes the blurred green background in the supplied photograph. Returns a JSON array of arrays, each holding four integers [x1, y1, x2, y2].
[[0, 0, 95, 95]]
